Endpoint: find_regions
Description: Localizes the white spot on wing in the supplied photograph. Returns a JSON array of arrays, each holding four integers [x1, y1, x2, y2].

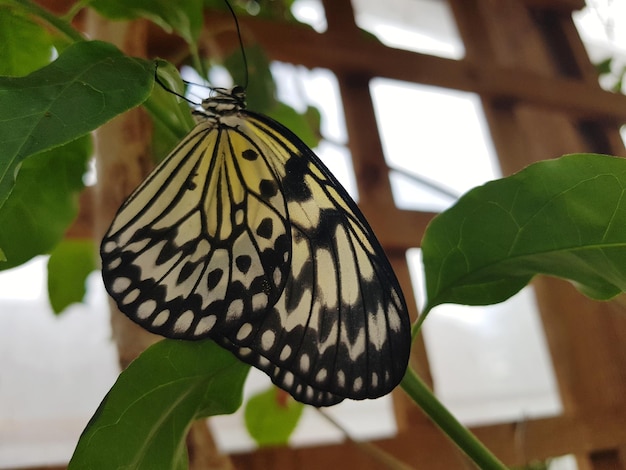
[[368, 305, 389, 351], [337, 370, 345, 388], [386, 302, 402, 332], [103, 241, 116, 253], [194, 315, 216, 335], [371, 372, 378, 388], [137, 300, 157, 319], [315, 248, 337, 308], [280, 345, 292, 361], [236, 323, 253, 341], [125, 238, 150, 254], [122, 289, 140, 305], [174, 310, 195, 333], [251, 292, 268, 310], [112, 277, 131, 294], [283, 371, 294, 387], [153, 310, 169, 327], [108, 257, 122, 270], [226, 299, 244, 322], [261, 330, 275, 350], [299, 353, 310, 373]]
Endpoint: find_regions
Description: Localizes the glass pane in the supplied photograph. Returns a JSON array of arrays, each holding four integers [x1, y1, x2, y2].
[[371, 78, 500, 212], [0, 258, 119, 468], [573, 2, 626, 93], [407, 249, 563, 426], [292, 0, 327, 32], [351, 0, 464, 59], [271, 62, 358, 200]]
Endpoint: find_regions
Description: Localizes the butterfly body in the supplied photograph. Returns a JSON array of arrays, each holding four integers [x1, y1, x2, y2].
[[101, 86, 411, 406]]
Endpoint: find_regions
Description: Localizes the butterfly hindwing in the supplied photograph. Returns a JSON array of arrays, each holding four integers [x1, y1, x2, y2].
[[100, 89, 411, 406], [213, 112, 410, 405]]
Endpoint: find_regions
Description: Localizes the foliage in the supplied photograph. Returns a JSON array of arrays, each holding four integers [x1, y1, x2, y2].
[[68, 340, 249, 469], [244, 388, 304, 446], [421, 153, 626, 317], [47, 238, 96, 313]]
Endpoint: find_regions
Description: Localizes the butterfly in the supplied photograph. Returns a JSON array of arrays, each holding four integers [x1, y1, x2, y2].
[[100, 82, 411, 407]]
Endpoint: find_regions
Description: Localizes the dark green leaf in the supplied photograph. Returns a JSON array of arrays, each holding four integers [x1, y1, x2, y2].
[[595, 57, 612, 76], [0, 136, 91, 270], [224, 45, 276, 112], [422, 153, 626, 314], [0, 6, 55, 76], [91, 0, 203, 45], [47, 238, 96, 314], [0, 40, 154, 210], [267, 102, 321, 149], [244, 387, 304, 446], [69, 340, 249, 470], [144, 60, 195, 161]]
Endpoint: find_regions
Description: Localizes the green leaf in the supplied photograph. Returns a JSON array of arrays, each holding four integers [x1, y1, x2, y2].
[[244, 387, 304, 447], [0, 136, 91, 270], [595, 57, 612, 76], [224, 45, 276, 112], [0, 6, 55, 76], [144, 60, 195, 161], [91, 0, 203, 46], [69, 340, 249, 470], [266, 103, 321, 150], [0, 40, 154, 210], [422, 153, 626, 314], [47, 238, 96, 314]]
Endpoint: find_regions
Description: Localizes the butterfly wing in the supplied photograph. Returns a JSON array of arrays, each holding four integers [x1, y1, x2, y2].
[[101, 108, 411, 407], [215, 112, 411, 406], [101, 118, 292, 339]]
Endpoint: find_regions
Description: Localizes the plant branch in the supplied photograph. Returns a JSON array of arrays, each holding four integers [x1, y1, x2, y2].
[[400, 367, 507, 470]]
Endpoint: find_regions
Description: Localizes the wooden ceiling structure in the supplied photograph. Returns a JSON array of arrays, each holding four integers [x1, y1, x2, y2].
[[29, 0, 626, 469]]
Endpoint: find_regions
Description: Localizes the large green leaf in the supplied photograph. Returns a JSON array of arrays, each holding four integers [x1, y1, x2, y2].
[[69, 340, 249, 470], [47, 238, 96, 314], [0, 6, 54, 76], [244, 387, 304, 446], [91, 0, 203, 46], [421, 153, 626, 314], [0, 40, 154, 210], [0, 136, 91, 270]]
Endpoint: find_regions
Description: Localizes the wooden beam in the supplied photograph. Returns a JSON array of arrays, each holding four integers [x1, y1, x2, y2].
[[194, 13, 626, 123], [230, 405, 626, 470]]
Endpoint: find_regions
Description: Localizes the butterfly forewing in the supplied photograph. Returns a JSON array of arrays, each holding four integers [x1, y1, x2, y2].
[[101, 119, 291, 339], [101, 88, 411, 407]]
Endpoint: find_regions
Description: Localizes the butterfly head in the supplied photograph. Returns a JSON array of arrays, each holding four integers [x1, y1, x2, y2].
[[201, 86, 247, 116]]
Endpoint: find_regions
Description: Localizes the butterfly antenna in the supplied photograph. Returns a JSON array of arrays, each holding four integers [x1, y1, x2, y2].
[[154, 62, 196, 104], [223, 0, 249, 90]]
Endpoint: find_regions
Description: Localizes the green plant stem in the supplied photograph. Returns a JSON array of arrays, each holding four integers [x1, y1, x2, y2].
[[8, 0, 85, 43], [401, 367, 507, 470]]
